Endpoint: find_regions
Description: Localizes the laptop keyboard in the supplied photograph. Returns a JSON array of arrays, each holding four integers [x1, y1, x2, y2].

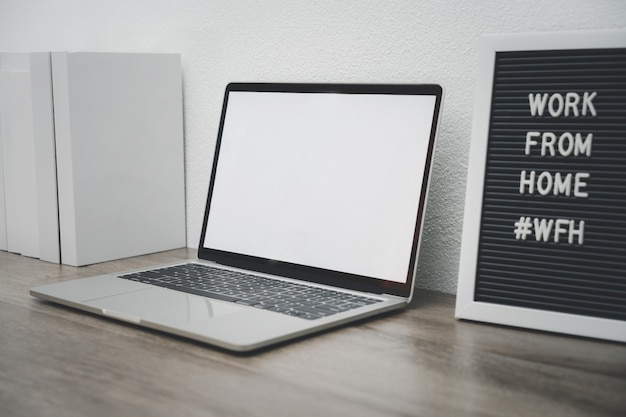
[[118, 263, 382, 320]]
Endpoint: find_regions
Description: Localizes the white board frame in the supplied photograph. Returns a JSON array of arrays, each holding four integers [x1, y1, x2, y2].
[[455, 29, 626, 343]]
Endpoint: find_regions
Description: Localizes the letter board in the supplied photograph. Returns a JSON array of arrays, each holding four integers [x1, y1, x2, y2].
[[456, 30, 626, 342]]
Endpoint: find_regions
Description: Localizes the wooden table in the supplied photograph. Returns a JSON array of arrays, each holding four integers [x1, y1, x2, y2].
[[1, 248, 625, 417]]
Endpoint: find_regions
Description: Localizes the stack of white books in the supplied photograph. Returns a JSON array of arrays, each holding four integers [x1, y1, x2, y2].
[[0, 52, 186, 266]]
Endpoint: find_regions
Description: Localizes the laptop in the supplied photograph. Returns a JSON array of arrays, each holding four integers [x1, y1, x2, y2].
[[31, 82, 443, 352]]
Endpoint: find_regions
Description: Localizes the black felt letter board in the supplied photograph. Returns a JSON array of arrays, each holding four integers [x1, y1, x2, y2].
[[474, 48, 626, 321]]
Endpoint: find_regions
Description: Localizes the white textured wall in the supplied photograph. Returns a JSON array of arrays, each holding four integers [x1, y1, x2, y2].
[[1, 0, 624, 293]]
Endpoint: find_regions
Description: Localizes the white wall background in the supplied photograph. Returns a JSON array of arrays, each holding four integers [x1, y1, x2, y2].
[[1, 0, 624, 293]]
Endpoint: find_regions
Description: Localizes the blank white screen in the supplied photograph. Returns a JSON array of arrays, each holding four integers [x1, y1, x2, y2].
[[204, 91, 436, 283]]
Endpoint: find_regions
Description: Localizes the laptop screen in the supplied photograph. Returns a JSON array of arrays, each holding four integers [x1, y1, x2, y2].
[[199, 83, 442, 296]]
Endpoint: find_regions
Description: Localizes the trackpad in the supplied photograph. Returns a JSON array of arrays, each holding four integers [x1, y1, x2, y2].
[[85, 288, 246, 325]]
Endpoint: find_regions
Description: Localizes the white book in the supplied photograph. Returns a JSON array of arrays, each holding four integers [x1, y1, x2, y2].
[[0, 54, 40, 259], [0, 52, 60, 262], [30, 53, 60, 263], [0, 88, 6, 252], [52, 52, 186, 266]]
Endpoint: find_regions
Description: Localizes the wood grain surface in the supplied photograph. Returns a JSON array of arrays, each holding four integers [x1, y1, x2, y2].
[[1, 249, 624, 417]]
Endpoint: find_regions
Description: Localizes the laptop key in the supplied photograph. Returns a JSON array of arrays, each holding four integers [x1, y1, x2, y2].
[[293, 305, 335, 317], [235, 299, 261, 306]]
